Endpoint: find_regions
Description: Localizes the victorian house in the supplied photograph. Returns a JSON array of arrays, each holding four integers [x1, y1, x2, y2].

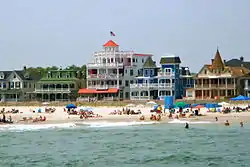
[[193, 49, 249, 100], [0, 66, 41, 102], [34, 69, 84, 101], [78, 40, 152, 100]]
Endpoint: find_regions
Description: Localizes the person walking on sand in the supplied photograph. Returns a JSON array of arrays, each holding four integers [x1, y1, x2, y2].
[[215, 117, 218, 121]]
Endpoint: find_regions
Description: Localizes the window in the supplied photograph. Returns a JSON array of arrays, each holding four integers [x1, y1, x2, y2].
[[130, 80, 133, 84], [15, 82, 20, 88], [29, 83, 32, 88], [125, 80, 129, 86], [132, 58, 135, 63], [130, 69, 133, 76], [13, 75, 16, 78], [142, 59, 144, 63], [0, 83, 1, 88], [119, 80, 122, 85], [125, 92, 129, 99], [70, 84, 75, 88], [24, 82, 27, 88], [204, 70, 207, 74], [0, 75, 4, 79]]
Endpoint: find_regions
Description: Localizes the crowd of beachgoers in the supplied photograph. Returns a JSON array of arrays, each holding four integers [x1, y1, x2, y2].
[[0, 102, 250, 127]]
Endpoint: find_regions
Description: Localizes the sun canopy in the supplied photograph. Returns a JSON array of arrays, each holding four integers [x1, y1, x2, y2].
[[230, 95, 250, 101], [66, 104, 77, 109]]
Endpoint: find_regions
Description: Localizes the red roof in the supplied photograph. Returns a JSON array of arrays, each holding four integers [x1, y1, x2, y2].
[[78, 88, 119, 94], [134, 53, 153, 57], [103, 40, 119, 47]]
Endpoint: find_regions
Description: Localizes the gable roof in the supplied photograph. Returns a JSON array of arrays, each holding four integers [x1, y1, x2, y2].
[[225, 58, 250, 69], [143, 57, 157, 68], [198, 64, 249, 77], [211, 49, 224, 69], [160, 56, 181, 64], [103, 40, 119, 47], [0, 70, 42, 81]]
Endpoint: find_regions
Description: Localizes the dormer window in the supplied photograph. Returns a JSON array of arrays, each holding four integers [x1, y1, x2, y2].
[[13, 75, 16, 78], [0, 75, 4, 79], [24, 73, 29, 79]]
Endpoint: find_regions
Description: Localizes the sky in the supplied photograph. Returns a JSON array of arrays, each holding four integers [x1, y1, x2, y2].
[[0, 0, 249, 72]]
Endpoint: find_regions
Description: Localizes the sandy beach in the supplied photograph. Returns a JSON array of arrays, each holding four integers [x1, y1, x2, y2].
[[1, 105, 250, 126]]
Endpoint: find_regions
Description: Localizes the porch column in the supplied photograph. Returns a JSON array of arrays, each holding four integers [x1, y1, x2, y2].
[[201, 90, 204, 100], [201, 79, 203, 88], [209, 79, 211, 88], [233, 78, 236, 95], [16, 93, 17, 102], [245, 79, 249, 90], [148, 90, 150, 100]]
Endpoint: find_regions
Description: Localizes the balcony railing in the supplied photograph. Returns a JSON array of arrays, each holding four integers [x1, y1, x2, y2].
[[194, 84, 235, 89], [87, 63, 124, 68], [130, 96, 151, 100], [157, 72, 173, 77], [130, 83, 173, 89], [34, 88, 71, 92], [87, 74, 122, 79], [87, 85, 118, 89]]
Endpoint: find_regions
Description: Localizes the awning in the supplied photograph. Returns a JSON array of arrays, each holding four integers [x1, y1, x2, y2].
[[78, 88, 119, 94]]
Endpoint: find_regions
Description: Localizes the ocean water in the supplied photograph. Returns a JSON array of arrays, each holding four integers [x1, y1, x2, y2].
[[0, 121, 250, 167]]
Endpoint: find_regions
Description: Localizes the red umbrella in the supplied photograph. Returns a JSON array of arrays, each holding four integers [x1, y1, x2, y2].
[[195, 105, 204, 109]]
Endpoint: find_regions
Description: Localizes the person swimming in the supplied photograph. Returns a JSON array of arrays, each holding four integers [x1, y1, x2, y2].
[[185, 122, 189, 129], [240, 121, 243, 127], [224, 120, 230, 126]]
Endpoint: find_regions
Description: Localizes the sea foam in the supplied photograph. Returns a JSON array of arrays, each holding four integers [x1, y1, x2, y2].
[[77, 121, 158, 128], [0, 123, 76, 132], [168, 119, 211, 124]]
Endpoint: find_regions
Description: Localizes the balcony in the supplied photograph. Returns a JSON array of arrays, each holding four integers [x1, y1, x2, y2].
[[157, 72, 174, 77], [88, 85, 118, 89], [34, 88, 71, 93], [130, 83, 173, 89], [87, 74, 122, 79], [87, 63, 124, 68], [194, 84, 235, 89]]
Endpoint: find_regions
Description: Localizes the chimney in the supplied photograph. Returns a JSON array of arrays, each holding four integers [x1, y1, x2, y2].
[[240, 56, 244, 62], [23, 66, 27, 71], [224, 60, 226, 63], [211, 59, 214, 63]]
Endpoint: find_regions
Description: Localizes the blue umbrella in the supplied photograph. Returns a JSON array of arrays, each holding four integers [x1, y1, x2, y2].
[[66, 104, 77, 109]]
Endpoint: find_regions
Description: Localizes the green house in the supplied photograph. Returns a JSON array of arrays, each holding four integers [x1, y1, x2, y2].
[[34, 70, 85, 101]]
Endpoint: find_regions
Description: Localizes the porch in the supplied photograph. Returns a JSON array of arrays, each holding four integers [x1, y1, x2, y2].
[[78, 88, 119, 101], [130, 90, 158, 100]]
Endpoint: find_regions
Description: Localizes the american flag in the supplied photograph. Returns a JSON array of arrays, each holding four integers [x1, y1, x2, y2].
[[110, 31, 116, 36]]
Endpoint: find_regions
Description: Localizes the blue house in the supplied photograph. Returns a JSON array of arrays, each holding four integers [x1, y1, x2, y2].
[[130, 57, 159, 100], [158, 55, 182, 99]]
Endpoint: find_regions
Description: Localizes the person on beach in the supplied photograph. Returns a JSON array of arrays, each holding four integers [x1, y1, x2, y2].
[[240, 121, 243, 127], [139, 115, 145, 121], [224, 120, 230, 126], [185, 122, 189, 129], [215, 117, 218, 121]]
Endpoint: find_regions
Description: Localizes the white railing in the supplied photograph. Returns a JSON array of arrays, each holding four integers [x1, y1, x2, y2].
[[130, 83, 173, 89], [157, 72, 173, 77], [87, 85, 118, 89], [130, 96, 151, 100], [87, 74, 122, 79], [87, 63, 124, 68], [34, 88, 71, 92]]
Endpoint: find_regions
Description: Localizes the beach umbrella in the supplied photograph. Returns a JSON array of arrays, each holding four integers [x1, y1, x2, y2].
[[66, 104, 77, 109], [195, 105, 204, 109], [218, 102, 229, 106], [126, 104, 135, 107], [175, 101, 187, 108], [146, 101, 157, 105]]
